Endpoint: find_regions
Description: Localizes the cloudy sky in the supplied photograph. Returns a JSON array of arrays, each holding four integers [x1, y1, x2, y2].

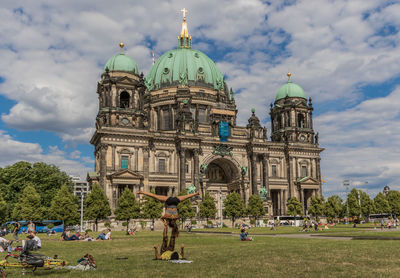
[[0, 0, 399, 198]]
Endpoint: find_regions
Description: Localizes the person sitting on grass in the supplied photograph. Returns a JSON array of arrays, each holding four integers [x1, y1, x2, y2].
[[67, 231, 81, 241], [240, 228, 253, 241], [31, 232, 41, 249], [154, 220, 185, 260], [82, 231, 94, 241], [96, 229, 111, 240]]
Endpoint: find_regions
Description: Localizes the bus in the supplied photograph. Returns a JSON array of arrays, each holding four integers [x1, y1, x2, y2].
[[368, 213, 393, 223], [1, 220, 64, 233], [273, 216, 309, 227]]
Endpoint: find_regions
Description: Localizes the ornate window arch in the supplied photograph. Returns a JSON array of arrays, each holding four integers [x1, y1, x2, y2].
[[120, 91, 130, 108]]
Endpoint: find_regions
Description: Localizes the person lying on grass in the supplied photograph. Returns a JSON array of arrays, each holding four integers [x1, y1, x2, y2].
[[240, 228, 253, 241], [153, 220, 185, 260]]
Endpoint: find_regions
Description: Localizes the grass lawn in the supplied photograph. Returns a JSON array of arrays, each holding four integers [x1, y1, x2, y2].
[[1, 230, 400, 278]]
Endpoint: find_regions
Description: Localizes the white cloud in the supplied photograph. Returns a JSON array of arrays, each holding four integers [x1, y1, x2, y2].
[[0, 130, 91, 178]]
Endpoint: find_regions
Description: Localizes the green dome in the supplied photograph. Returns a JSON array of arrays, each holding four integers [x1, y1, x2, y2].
[[275, 81, 307, 101], [104, 53, 139, 74], [145, 48, 225, 91]]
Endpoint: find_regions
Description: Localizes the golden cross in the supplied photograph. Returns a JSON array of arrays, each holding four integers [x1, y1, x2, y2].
[[181, 8, 188, 19]]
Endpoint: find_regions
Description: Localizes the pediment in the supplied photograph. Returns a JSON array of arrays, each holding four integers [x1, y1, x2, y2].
[[115, 76, 136, 84], [109, 169, 143, 180], [297, 176, 319, 184]]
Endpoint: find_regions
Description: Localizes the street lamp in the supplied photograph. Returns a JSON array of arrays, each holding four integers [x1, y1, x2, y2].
[[343, 180, 350, 224]]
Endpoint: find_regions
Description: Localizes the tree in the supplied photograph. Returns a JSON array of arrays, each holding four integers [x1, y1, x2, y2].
[[346, 189, 361, 218], [374, 192, 391, 214], [223, 192, 245, 227], [0, 161, 72, 214], [84, 183, 111, 231], [142, 189, 163, 226], [308, 196, 325, 219], [386, 190, 400, 216], [0, 192, 7, 224], [12, 185, 43, 220], [114, 187, 141, 233], [198, 191, 217, 222], [247, 195, 265, 221], [177, 189, 195, 228], [325, 195, 344, 219], [49, 184, 80, 227], [359, 191, 374, 218], [287, 197, 303, 216]]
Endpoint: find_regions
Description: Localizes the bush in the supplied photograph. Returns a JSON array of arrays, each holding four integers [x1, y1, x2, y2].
[[222, 223, 228, 228], [263, 219, 268, 224], [86, 229, 92, 233], [140, 221, 147, 229], [250, 219, 256, 225], [207, 220, 212, 225], [122, 222, 128, 227], [191, 220, 197, 225], [104, 222, 111, 228]]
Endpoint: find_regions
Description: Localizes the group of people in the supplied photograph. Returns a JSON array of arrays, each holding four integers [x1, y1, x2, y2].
[[60, 229, 111, 241]]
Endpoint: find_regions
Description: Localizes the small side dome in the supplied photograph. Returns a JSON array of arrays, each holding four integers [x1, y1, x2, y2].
[[275, 73, 306, 101], [104, 52, 139, 75]]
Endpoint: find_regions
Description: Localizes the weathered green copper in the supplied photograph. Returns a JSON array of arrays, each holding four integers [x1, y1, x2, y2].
[[145, 48, 225, 91], [275, 81, 307, 101], [104, 53, 139, 74]]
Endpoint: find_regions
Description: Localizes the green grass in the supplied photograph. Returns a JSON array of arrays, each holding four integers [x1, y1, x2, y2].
[[1, 230, 400, 277]]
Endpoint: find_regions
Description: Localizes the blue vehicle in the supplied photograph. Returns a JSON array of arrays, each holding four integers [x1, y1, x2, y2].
[[1, 220, 64, 233]]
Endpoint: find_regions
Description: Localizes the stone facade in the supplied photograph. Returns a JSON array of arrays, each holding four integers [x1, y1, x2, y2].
[[88, 19, 324, 217]]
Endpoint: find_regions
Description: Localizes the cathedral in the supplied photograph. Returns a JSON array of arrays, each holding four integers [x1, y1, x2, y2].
[[88, 12, 324, 218]]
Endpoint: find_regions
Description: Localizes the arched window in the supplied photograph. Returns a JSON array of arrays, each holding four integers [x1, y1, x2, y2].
[[301, 165, 307, 177], [120, 91, 130, 108], [161, 108, 170, 130], [298, 114, 305, 128], [198, 107, 207, 123], [271, 165, 277, 177]]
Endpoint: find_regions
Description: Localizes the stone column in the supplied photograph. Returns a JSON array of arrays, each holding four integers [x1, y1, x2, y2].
[[277, 190, 281, 215], [282, 190, 286, 215], [135, 147, 139, 171], [280, 190, 284, 216], [251, 153, 258, 195], [262, 154, 270, 196], [300, 188, 305, 213], [316, 158, 322, 197], [193, 149, 199, 191], [111, 145, 116, 171], [99, 144, 108, 189], [179, 149, 186, 192], [143, 148, 150, 192]]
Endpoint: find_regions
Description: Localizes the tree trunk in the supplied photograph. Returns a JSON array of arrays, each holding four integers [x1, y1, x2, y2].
[[126, 219, 129, 234], [232, 217, 235, 228], [95, 219, 98, 232]]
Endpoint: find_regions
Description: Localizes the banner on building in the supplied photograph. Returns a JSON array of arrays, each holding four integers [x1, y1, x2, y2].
[[219, 122, 229, 142]]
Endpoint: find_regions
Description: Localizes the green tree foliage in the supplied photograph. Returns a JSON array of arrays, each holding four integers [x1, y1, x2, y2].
[[308, 196, 325, 218], [49, 184, 80, 227], [287, 197, 303, 216], [374, 192, 391, 214], [359, 190, 374, 218], [386, 190, 400, 215], [0, 161, 72, 216], [12, 185, 43, 220], [223, 192, 245, 227], [247, 194, 265, 220], [114, 187, 141, 233], [142, 189, 163, 225], [325, 195, 344, 218], [346, 189, 361, 218], [177, 189, 195, 227], [0, 192, 7, 224], [198, 191, 217, 222], [84, 183, 111, 231]]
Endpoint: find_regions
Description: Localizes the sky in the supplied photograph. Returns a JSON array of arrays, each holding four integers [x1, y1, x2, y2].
[[0, 0, 400, 199]]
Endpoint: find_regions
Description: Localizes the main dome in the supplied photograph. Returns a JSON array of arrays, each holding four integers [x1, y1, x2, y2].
[[275, 81, 307, 101], [145, 48, 225, 91], [104, 53, 139, 74]]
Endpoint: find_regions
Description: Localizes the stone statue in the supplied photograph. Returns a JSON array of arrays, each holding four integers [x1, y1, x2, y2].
[[315, 132, 319, 144], [187, 184, 196, 194], [263, 126, 267, 139], [200, 164, 208, 174], [241, 166, 248, 177], [259, 187, 268, 200]]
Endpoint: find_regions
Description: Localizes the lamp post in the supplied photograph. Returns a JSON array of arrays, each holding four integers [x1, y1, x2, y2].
[[80, 186, 85, 233], [343, 180, 350, 224]]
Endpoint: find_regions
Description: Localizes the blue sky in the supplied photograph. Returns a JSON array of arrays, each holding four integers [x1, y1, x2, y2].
[[0, 0, 400, 199]]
